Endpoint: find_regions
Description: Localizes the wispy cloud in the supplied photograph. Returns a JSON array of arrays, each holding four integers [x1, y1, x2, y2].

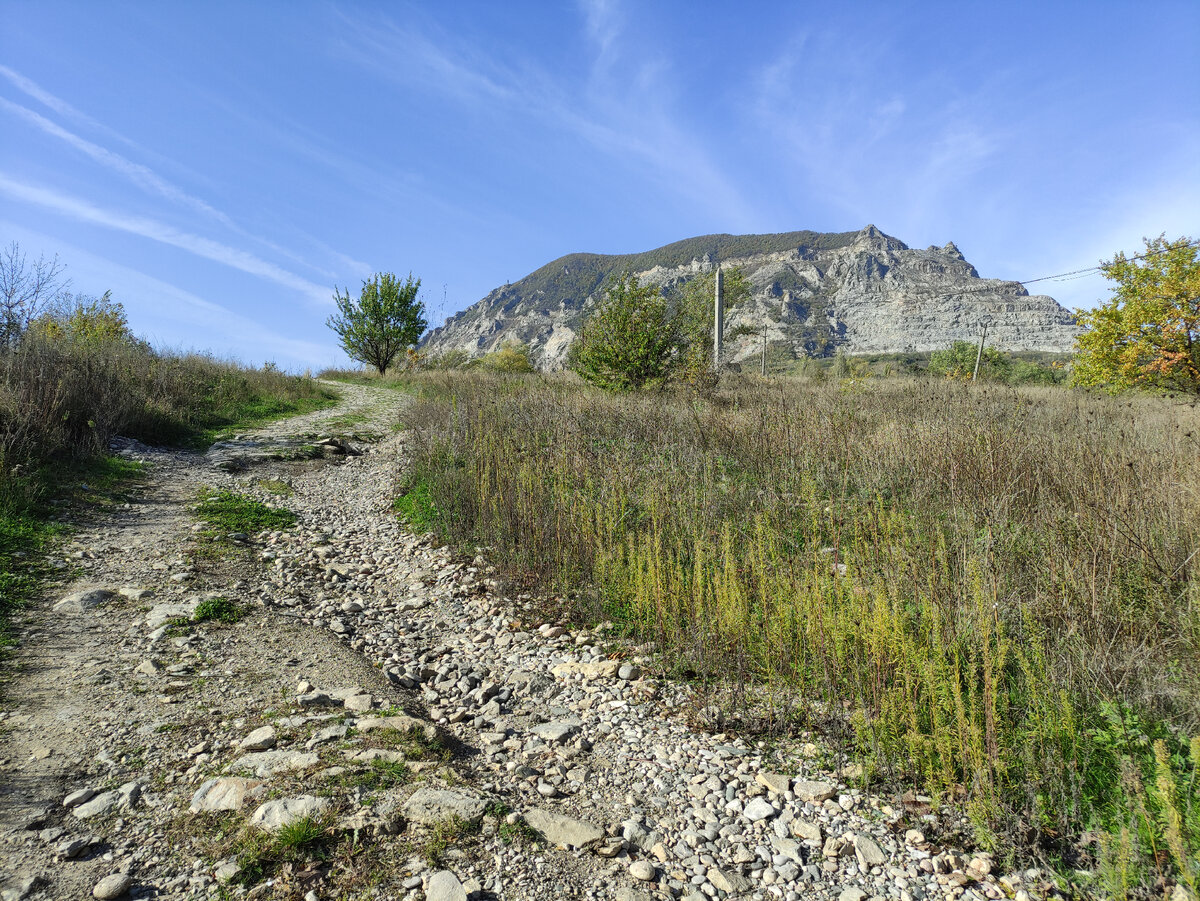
[[0, 67, 365, 280], [333, 4, 756, 229], [0, 175, 331, 305]]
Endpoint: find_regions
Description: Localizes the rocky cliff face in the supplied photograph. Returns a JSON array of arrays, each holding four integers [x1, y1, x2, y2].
[[421, 225, 1078, 368]]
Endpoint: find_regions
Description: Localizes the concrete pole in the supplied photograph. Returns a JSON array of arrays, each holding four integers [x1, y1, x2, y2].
[[972, 321, 989, 381], [713, 265, 724, 370]]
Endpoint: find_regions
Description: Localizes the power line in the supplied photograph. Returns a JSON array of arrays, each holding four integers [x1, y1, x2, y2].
[[1018, 237, 1200, 287]]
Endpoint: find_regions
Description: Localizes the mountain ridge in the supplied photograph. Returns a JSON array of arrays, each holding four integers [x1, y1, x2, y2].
[[422, 225, 1079, 368]]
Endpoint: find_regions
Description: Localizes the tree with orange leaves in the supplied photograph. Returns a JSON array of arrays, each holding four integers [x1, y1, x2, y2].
[[1071, 235, 1199, 394]]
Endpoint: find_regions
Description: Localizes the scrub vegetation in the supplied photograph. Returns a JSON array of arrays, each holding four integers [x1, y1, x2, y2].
[[396, 369, 1200, 895]]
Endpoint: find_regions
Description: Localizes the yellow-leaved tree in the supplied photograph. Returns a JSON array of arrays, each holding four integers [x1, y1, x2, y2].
[[1072, 235, 1200, 394]]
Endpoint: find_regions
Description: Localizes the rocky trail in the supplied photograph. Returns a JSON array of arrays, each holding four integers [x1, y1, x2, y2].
[[0, 382, 1044, 901]]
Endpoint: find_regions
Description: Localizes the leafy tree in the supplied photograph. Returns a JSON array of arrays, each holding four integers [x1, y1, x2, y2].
[[929, 340, 1012, 381], [327, 272, 426, 375], [1, 241, 69, 348], [1072, 235, 1200, 394], [32, 291, 136, 346], [568, 274, 675, 390]]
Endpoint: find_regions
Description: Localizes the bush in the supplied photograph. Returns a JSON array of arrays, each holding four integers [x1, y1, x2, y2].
[[479, 341, 535, 373], [567, 274, 675, 390], [929, 340, 1011, 381]]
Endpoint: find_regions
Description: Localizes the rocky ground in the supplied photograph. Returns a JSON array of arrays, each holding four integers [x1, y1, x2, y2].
[[0, 381, 1054, 901]]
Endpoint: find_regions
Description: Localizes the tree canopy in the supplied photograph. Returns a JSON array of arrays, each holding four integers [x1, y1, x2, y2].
[[327, 272, 426, 375], [567, 274, 675, 391], [1072, 235, 1200, 394]]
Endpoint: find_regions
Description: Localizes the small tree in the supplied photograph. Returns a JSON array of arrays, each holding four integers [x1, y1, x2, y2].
[[1, 241, 69, 348], [568, 274, 675, 391], [327, 272, 426, 375], [1072, 235, 1199, 394]]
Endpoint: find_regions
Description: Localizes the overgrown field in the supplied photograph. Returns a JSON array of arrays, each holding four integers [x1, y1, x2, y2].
[[0, 331, 336, 642], [398, 370, 1200, 896]]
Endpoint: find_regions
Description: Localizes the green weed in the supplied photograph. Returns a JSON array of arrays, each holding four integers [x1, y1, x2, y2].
[[193, 489, 296, 533]]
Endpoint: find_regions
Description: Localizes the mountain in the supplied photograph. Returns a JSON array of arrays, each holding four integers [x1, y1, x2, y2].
[[420, 225, 1079, 368]]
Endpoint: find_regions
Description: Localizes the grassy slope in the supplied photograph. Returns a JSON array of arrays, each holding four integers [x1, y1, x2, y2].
[[395, 370, 1200, 897]]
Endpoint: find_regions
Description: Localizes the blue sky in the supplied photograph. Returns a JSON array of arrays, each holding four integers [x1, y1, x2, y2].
[[2, 1, 1197, 370]]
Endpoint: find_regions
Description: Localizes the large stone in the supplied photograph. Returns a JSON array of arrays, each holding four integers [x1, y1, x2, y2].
[[145, 599, 200, 630], [237, 726, 276, 751], [523, 808, 603, 848], [401, 788, 487, 826], [426, 870, 467, 901], [230, 750, 319, 777], [190, 777, 264, 813], [72, 791, 118, 819], [550, 660, 620, 680], [791, 819, 823, 843], [793, 779, 837, 803], [529, 720, 580, 744], [54, 589, 115, 614], [707, 867, 753, 894], [854, 833, 888, 867], [839, 889, 868, 901], [743, 797, 778, 822], [755, 772, 791, 795], [92, 874, 132, 899], [248, 796, 329, 831]]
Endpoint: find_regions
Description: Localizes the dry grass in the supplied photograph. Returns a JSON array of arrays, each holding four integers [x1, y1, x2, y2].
[[398, 370, 1200, 894]]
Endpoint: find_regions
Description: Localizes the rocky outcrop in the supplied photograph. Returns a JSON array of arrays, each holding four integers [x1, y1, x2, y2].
[[421, 225, 1079, 368]]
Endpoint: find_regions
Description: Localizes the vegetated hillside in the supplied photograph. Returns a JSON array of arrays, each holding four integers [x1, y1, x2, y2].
[[421, 225, 1080, 368], [397, 370, 1200, 896]]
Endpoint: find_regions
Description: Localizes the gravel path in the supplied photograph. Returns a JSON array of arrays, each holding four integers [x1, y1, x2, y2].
[[0, 382, 1046, 901]]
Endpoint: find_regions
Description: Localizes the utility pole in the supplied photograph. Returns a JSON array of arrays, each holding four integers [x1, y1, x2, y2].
[[972, 321, 989, 381], [713, 265, 724, 370], [761, 330, 767, 376]]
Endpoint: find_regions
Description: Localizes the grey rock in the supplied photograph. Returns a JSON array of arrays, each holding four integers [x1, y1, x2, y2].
[[63, 787, 97, 809], [426, 870, 467, 901], [744, 796, 777, 821], [145, 599, 200, 630], [629, 859, 656, 882], [523, 808, 603, 848], [237, 725, 276, 751], [839, 889, 868, 901], [92, 873, 132, 899], [231, 749, 320, 777], [530, 720, 579, 744], [57, 837, 89, 859], [54, 588, 115, 613], [72, 790, 119, 819], [707, 867, 752, 894], [854, 833, 888, 867], [793, 779, 837, 802], [190, 777, 264, 812], [249, 796, 329, 831], [401, 788, 487, 826]]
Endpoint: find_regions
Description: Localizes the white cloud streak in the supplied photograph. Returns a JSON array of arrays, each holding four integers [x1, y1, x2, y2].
[[0, 67, 364, 281], [0, 175, 331, 305], [335, 5, 756, 229]]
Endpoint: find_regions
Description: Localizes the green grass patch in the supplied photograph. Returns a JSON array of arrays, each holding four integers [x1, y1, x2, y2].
[[193, 489, 297, 533], [233, 814, 333, 888], [192, 597, 246, 624], [391, 479, 437, 532]]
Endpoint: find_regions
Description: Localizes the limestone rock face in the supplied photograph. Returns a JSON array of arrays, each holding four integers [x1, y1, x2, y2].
[[420, 225, 1078, 368]]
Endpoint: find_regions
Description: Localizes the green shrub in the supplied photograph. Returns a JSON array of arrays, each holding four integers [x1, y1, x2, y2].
[[929, 340, 1011, 381], [567, 274, 676, 391], [479, 341, 536, 373]]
